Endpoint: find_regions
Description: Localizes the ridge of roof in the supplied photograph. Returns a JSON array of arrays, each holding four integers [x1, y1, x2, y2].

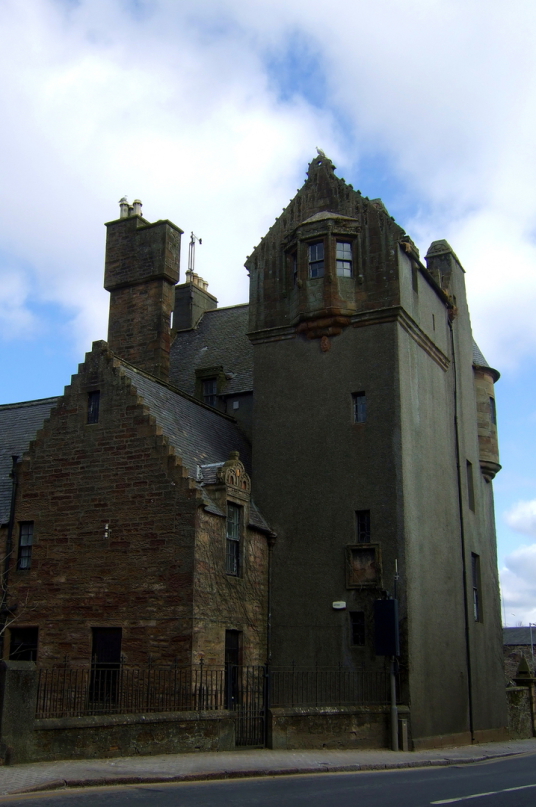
[[0, 396, 59, 410]]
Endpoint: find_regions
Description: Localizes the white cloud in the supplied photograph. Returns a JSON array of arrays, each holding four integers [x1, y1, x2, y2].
[[0, 0, 535, 369], [0, 266, 37, 339], [505, 500, 536, 538], [501, 543, 536, 626]]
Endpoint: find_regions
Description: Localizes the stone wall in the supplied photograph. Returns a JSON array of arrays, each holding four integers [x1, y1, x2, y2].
[[268, 705, 400, 750], [2, 342, 268, 670], [506, 686, 533, 740]]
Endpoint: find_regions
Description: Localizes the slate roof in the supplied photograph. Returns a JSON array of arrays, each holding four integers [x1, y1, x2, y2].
[[472, 341, 500, 381], [472, 341, 490, 368], [0, 397, 58, 525], [503, 627, 536, 646], [169, 304, 253, 397], [120, 362, 252, 477]]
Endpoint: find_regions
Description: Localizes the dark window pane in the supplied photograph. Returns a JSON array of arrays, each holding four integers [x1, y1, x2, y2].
[[308, 242, 324, 278], [350, 612, 365, 646], [87, 390, 100, 424], [353, 392, 367, 423], [226, 503, 241, 575], [203, 378, 217, 408], [336, 241, 352, 277], [471, 553, 481, 622], [467, 460, 475, 512], [9, 627, 38, 661], [356, 510, 371, 543], [17, 521, 33, 570], [489, 397, 496, 425]]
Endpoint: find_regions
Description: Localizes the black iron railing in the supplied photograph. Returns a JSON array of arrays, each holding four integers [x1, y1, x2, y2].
[[36, 663, 390, 720], [269, 665, 390, 707]]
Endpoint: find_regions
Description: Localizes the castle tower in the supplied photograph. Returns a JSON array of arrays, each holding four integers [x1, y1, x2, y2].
[[247, 155, 507, 748], [104, 199, 183, 380]]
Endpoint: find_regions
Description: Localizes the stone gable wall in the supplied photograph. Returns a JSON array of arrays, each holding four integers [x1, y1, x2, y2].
[[4, 343, 200, 667]]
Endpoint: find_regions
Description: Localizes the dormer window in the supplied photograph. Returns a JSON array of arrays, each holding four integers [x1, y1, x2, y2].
[[308, 242, 324, 278], [336, 242, 352, 277]]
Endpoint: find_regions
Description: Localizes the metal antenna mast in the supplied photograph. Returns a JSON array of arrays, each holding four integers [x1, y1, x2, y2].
[[188, 232, 202, 275]]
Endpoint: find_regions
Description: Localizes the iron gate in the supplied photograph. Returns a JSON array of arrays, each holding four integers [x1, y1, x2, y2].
[[226, 665, 266, 747]]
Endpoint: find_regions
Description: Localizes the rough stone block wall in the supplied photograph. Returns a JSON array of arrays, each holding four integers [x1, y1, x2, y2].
[[506, 687, 533, 739], [504, 646, 535, 682], [6, 343, 199, 667], [192, 508, 268, 666]]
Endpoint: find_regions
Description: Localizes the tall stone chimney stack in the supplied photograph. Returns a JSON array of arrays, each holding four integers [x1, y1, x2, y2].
[[104, 199, 183, 380]]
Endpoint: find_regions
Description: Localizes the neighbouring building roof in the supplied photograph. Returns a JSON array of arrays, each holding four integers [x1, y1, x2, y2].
[[170, 304, 253, 396], [120, 362, 252, 476], [503, 627, 536, 646], [0, 397, 58, 525]]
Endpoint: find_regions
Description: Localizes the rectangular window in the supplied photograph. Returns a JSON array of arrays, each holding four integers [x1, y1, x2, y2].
[[346, 545, 381, 588], [466, 460, 475, 512], [292, 253, 298, 286], [203, 378, 218, 408], [356, 510, 371, 543], [353, 392, 367, 423], [17, 522, 33, 570], [308, 242, 324, 278], [9, 627, 38, 661], [336, 241, 353, 277], [489, 397, 496, 425], [226, 503, 241, 576], [87, 390, 100, 424], [349, 612, 365, 646], [471, 553, 482, 622]]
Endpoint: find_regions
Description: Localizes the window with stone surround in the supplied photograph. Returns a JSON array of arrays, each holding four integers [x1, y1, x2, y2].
[[356, 510, 371, 543], [349, 611, 365, 646], [489, 396, 497, 425], [466, 460, 475, 512], [17, 521, 33, 570], [226, 503, 241, 576], [87, 390, 100, 424], [472, 553, 482, 622], [9, 627, 38, 660], [308, 242, 324, 278], [353, 392, 367, 423], [202, 378, 218, 408], [336, 241, 352, 277]]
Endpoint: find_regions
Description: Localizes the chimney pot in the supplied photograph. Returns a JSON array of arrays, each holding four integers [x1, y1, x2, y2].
[[119, 197, 129, 219], [132, 199, 143, 216]]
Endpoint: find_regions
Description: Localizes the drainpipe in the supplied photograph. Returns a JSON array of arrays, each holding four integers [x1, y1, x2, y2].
[[449, 321, 475, 743], [0, 456, 19, 658]]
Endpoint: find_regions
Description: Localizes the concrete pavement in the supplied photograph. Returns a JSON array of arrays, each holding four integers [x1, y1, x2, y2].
[[2, 738, 536, 797]]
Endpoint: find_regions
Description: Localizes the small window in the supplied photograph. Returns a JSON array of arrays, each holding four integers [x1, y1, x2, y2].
[[336, 241, 352, 277], [356, 510, 371, 543], [471, 553, 482, 622], [226, 503, 241, 576], [87, 390, 100, 424], [308, 242, 324, 278], [292, 253, 298, 286], [353, 392, 367, 423], [9, 627, 38, 661], [17, 522, 33, 570], [349, 612, 365, 646], [466, 460, 475, 512], [412, 262, 419, 293], [203, 378, 217, 408], [489, 397, 496, 425]]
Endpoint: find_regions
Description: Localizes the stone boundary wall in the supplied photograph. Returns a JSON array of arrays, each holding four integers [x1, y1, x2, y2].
[[506, 686, 533, 740], [267, 705, 408, 750]]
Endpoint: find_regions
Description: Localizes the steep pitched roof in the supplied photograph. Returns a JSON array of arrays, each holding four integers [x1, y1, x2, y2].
[[120, 362, 252, 476], [170, 304, 253, 396], [0, 397, 58, 524], [472, 341, 500, 381]]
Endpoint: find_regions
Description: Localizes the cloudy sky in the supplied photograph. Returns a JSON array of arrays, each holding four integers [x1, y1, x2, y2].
[[1, 0, 535, 625]]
